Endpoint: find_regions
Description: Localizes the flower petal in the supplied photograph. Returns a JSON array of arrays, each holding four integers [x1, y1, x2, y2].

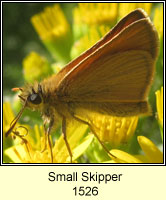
[[110, 149, 142, 163], [137, 136, 163, 163], [66, 134, 94, 162]]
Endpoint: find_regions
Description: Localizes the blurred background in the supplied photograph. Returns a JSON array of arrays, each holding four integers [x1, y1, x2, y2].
[[3, 3, 77, 95]]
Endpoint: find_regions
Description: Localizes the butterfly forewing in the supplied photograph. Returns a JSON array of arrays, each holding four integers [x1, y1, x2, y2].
[[56, 19, 158, 110], [46, 9, 159, 117], [52, 9, 149, 86]]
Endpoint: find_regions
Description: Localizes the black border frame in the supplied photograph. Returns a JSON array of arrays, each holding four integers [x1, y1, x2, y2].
[[1, 0, 165, 166]]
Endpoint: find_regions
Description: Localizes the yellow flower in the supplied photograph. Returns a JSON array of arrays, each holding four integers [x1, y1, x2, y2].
[[3, 102, 91, 163], [119, 3, 152, 18], [51, 119, 90, 163], [31, 4, 72, 63], [3, 102, 32, 155], [137, 136, 163, 163], [31, 4, 70, 41], [92, 115, 138, 147], [73, 3, 118, 40], [5, 125, 93, 163], [155, 87, 163, 128], [153, 6, 163, 38], [5, 126, 53, 163], [73, 3, 118, 26], [23, 51, 53, 83], [106, 136, 163, 163]]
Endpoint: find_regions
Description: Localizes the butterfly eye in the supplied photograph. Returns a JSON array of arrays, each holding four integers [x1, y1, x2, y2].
[[28, 93, 42, 104]]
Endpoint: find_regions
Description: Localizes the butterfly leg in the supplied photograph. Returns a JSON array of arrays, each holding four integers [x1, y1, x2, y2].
[[41, 122, 47, 153], [62, 116, 73, 163], [41, 119, 54, 163], [70, 112, 116, 160]]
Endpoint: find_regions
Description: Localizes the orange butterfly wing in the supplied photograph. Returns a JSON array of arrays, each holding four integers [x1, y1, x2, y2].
[[53, 9, 159, 116], [57, 20, 158, 95], [53, 8, 149, 85]]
